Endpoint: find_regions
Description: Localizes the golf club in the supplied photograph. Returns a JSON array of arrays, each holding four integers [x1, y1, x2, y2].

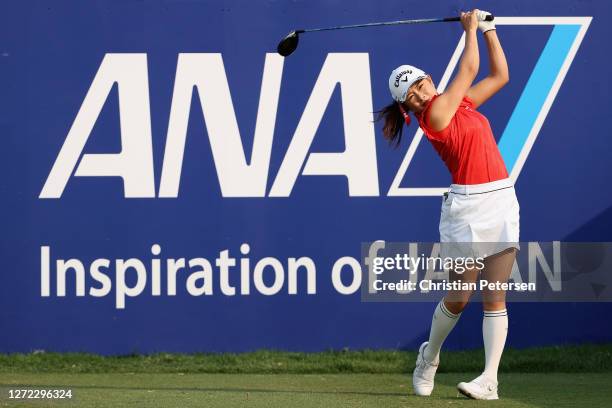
[[277, 14, 494, 57]]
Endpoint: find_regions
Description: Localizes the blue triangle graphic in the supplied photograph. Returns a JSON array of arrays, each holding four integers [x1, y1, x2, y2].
[[498, 24, 581, 172]]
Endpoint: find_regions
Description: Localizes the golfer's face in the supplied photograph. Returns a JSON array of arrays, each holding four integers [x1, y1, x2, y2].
[[405, 77, 436, 113]]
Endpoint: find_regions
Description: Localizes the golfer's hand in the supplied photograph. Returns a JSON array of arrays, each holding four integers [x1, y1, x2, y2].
[[477, 10, 495, 33], [461, 10, 479, 33]]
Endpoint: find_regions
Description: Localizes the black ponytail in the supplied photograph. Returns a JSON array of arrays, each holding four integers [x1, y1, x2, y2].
[[375, 101, 406, 147]]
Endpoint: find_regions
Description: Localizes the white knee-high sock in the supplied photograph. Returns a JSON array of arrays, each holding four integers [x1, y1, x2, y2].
[[482, 309, 508, 383], [423, 301, 461, 363]]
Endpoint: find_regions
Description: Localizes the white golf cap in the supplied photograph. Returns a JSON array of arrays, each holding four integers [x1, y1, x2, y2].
[[388, 65, 427, 103]]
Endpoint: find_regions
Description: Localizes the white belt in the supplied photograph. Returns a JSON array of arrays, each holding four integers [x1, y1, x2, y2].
[[449, 178, 514, 196]]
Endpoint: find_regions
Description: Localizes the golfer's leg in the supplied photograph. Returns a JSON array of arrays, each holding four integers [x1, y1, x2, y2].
[[481, 248, 517, 383], [423, 267, 479, 362]]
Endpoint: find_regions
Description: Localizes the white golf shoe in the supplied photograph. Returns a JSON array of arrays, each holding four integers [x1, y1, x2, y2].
[[457, 375, 499, 400], [412, 341, 439, 396]]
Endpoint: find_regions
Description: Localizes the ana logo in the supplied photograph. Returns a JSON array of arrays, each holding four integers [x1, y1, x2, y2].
[[40, 17, 591, 199]]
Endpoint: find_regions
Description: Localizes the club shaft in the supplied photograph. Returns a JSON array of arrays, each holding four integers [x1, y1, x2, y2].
[[297, 17, 460, 34], [297, 15, 492, 34]]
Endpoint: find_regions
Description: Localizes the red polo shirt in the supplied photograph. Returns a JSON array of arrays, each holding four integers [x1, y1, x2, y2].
[[416, 94, 508, 185]]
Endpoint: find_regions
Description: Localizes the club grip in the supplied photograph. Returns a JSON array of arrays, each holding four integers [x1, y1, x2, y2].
[[445, 14, 495, 22]]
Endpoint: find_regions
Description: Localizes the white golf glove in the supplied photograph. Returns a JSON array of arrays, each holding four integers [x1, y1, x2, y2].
[[477, 10, 495, 33]]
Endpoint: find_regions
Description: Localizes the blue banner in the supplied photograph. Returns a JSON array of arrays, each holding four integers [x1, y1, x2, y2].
[[1, 1, 611, 353]]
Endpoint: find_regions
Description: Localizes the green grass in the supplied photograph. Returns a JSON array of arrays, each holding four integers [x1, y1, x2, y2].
[[1, 345, 611, 407], [1, 373, 611, 407], [0, 344, 611, 374]]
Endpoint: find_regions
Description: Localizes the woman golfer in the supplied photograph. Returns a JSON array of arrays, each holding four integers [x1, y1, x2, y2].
[[378, 10, 519, 400]]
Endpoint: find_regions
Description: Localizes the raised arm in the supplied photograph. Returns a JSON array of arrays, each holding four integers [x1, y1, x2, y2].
[[466, 13, 509, 109], [429, 10, 480, 132]]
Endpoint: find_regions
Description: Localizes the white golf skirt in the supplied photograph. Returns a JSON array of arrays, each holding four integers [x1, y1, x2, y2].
[[439, 178, 520, 260]]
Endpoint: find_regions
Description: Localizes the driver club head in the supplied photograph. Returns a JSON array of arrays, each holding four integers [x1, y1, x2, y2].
[[277, 31, 300, 57]]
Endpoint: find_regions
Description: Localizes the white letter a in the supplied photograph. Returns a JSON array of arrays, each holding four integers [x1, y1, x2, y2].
[[269, 53, 379, 197], [39, 54, 155, 198]]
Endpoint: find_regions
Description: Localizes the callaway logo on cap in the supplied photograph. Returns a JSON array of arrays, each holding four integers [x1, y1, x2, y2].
[[388, 65, 427, 103]]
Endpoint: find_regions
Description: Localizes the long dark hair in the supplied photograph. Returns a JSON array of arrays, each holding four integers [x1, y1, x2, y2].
[[375, 100, 407, 147]]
